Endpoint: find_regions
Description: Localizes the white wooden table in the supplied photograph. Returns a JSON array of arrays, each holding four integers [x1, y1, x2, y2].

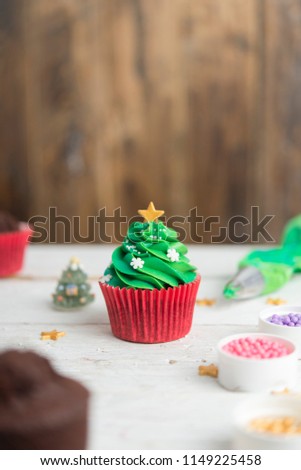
[[1, 245, 301, 449]]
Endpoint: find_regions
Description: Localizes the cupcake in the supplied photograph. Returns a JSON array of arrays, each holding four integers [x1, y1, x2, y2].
[[99, 202, 200, 343], [0, 211, 32, 277], [0, 350, 89, 450]]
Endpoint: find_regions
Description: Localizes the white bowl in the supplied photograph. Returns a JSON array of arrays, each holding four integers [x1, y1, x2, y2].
[[217, 333, 298, 392], [233, 396, 301, 449], [259, 305, 301, 357]]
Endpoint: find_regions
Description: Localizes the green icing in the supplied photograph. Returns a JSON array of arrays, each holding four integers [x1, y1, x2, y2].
[[223, 284, 239, 299], [102, 221, 197, 290], [238, 244, 299, 295], [240, 258, 293, 294]]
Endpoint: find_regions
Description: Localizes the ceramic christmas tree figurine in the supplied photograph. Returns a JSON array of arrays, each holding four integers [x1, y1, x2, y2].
[[52, 257, 95, 309]]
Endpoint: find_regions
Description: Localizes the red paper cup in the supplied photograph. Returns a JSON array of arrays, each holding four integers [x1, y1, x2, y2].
[[99, 275, 201, 343], [0, 223, 32, 277]]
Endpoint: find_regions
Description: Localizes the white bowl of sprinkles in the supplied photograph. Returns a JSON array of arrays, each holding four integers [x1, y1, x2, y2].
[[217, 333, 298, 393], [259, 305, 301, 357], [233, 395, 301, 450]]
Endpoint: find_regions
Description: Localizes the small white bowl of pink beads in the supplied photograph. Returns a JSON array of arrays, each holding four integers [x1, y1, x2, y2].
[[259, 305, 301, 358], [217, 333, 298, 392]]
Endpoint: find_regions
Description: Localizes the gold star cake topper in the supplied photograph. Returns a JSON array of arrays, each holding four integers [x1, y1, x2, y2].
[[138, 202, 164, 222]]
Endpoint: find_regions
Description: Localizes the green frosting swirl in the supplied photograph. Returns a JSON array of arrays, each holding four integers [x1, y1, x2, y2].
[[102, 221, 197, 290]]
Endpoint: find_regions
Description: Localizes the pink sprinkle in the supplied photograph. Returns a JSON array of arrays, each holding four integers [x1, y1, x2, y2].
[[222, 336, 291, 359]]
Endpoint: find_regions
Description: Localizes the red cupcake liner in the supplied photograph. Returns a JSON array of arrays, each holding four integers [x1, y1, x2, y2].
[[0, 224, 32, 277], [99, 275, 201, 343]]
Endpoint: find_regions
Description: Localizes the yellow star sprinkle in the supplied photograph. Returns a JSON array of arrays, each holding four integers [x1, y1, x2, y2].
[[138, 202, 164, 222], [40, 330, 65, 341], [266, 298, 287, 305], [198, 364, 218, 378], [196, 298, 216, 306], [271, 388, 291, 395]]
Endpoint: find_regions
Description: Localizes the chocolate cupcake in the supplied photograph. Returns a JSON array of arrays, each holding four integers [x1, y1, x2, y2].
[[0, 211, 31, 277], [0, 350, 89, 449]]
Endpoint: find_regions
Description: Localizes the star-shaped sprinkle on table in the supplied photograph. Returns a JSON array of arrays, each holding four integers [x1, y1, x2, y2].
[[40, 329, 66, 341], [138, 202, 164, 222], [196, 298, 216, 307], [271, 388, 291, 395], [266, 297, 287, 305], [198, 364, 218, 378]]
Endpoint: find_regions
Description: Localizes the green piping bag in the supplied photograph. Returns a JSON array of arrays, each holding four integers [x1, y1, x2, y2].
[[223, 215, 301, 300]]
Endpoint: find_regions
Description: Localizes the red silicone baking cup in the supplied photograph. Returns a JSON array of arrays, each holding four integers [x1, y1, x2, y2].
[[99, 275, 201, 343], [0, 224, 32, 277]]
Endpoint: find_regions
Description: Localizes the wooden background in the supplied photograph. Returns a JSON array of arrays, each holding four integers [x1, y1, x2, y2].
[[1, 0, 301, 243]]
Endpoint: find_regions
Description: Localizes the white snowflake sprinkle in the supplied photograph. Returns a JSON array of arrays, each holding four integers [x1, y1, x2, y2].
[[126, 244, 135, 250], [167, 248, 179, 262], [100, 274, 112, 284], [130, 257, 144, 270]]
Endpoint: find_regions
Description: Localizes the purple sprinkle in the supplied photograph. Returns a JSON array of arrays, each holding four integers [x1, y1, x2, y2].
[[267, 313, 301, 327]]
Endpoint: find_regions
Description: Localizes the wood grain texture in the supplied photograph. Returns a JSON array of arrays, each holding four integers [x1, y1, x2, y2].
[[0, 0, 29, 219], [1, 0, 301, 242], [22, 0, 114, 241], [263, 0, 301, 240]]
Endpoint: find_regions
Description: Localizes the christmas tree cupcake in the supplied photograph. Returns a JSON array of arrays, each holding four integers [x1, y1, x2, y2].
[[99, 202, 200, 343], [52, 257, 94, 309]]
